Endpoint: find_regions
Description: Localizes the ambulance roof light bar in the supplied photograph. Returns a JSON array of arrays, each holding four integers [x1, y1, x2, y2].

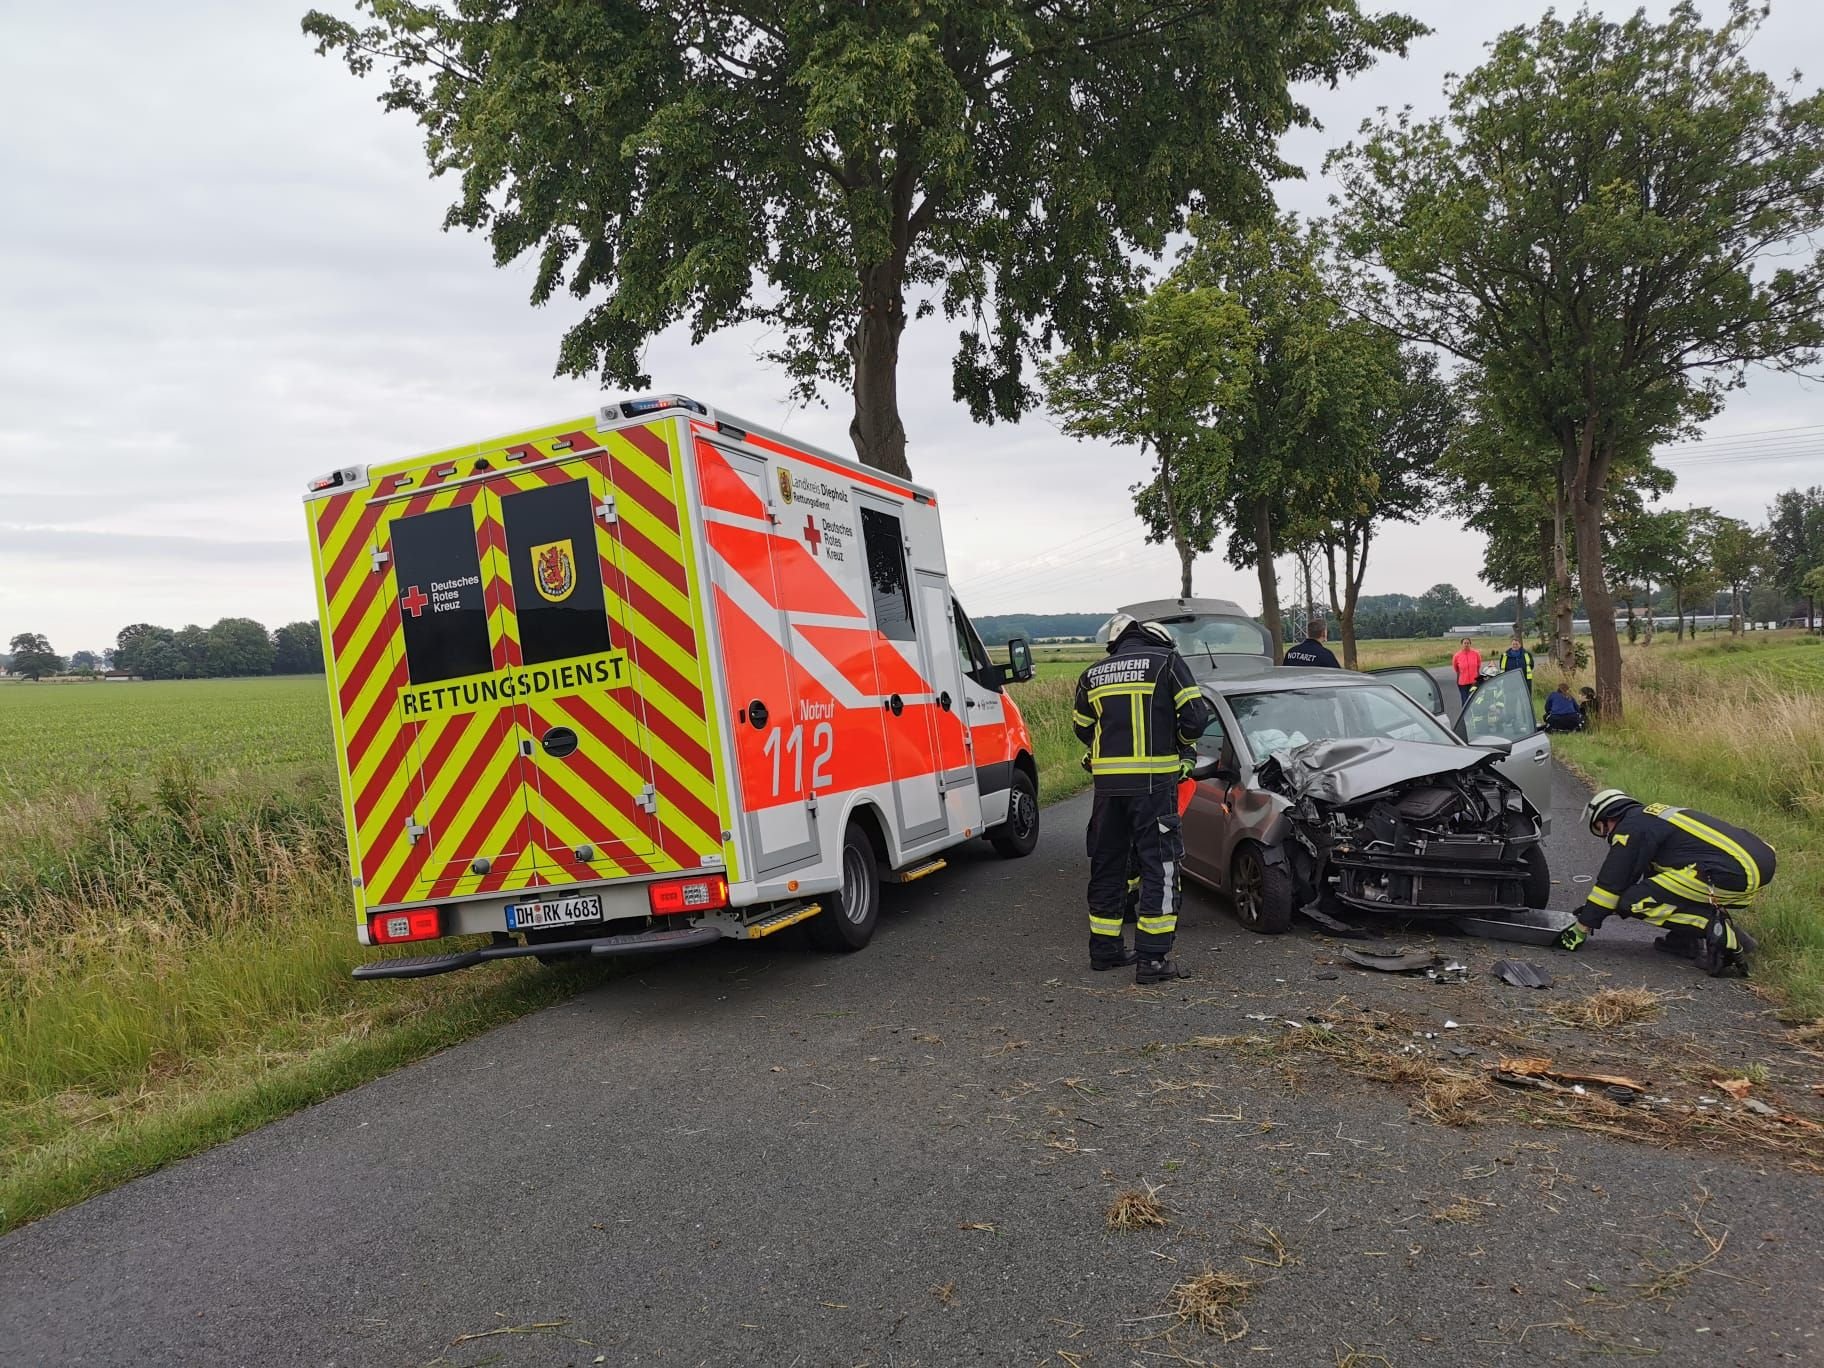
[[603, 394, 708, 423], [304, 466, 369, 499]]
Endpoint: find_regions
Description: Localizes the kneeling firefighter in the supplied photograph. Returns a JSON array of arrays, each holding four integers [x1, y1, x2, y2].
[[1073, 616, 1213, 983], [1558, 789, 1776, 976]]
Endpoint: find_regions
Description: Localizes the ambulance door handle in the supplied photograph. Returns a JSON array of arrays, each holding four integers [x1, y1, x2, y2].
[[744, 700, 768, 729], [885, 694, 904, 717], [938, 691, 952, 712]]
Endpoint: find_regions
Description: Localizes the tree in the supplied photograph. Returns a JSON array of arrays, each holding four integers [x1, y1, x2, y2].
[[1316, 341, 1455, 666], [1660, 508, 1721, 640], [1332, 2, 1824, 719], [7, 633, 63, 680], [302, 2, 1420, 478], [204, 618, 276, 677], [1418, 583, 1473, 635], [116, 623, 181, 679], [175, 625, 209, 678], [1710, 517, 1767, 635], [1606, 500, 1683, 644], [68, 650, 101, 672], [1043, 276, 1253, 596], [1179, 215, 1343, 657], [1766, 486, 1824, 629], [272, 621, 326, 675], [1803, 564, 1824, 629]]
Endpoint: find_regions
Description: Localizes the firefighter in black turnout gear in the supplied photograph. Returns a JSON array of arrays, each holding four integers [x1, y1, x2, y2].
[[1074, 616, 1214, 983], [1558, 789, 1775, 976]]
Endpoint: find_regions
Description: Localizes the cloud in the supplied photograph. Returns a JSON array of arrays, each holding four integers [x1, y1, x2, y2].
[[3, 0, 1822, 647]]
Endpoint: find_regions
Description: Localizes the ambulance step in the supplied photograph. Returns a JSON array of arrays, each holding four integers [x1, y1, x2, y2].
[[737, 902, 823, 940], [885, 858, 948, 884], [352, 924, 723, 979]]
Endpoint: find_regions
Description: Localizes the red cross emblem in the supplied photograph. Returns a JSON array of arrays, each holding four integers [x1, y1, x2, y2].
[[401, 584, 430, 618], [801, 514, 822, 556]]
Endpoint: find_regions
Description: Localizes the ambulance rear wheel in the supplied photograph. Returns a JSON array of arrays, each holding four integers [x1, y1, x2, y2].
[[989, 769, 1040, 858], [809, 826, 879, 952]]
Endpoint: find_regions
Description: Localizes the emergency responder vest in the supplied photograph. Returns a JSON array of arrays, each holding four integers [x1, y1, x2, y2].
[[1072, 633, 1212, 795]]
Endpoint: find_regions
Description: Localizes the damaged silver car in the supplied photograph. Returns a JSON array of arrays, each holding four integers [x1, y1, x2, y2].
[[1179, 670, 1551, 933]]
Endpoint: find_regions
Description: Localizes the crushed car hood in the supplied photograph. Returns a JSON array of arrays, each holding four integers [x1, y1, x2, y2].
[[1257, 737, 1501, 806]]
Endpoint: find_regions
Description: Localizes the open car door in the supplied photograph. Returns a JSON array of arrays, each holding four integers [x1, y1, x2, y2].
[[1455, 669, 1553, 827], [1371, 666, 1447, 718]]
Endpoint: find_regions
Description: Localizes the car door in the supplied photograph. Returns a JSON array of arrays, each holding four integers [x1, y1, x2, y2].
[[1371, 666, 1446, 717], [1456, 668, 1553, 818]]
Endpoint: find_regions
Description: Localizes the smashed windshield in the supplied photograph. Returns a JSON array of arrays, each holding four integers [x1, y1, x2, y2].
[[1229, 685, 1455, 762]]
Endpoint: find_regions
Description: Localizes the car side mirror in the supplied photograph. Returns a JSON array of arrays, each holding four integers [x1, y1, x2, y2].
[[1006, 636, 1034, 684], [1189, 756, 1222, 782], [1468, 736, 1514, 756]]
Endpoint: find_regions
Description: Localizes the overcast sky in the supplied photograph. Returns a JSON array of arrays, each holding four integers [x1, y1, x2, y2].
[[4, 1, 1824, 654]]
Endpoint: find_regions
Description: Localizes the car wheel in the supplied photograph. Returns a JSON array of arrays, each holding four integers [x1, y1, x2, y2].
[[988, 769, 1040, 858], [1520, 843, 1552, 910], [808, 825, 880, 952], [1230, 843, 1293, 934]]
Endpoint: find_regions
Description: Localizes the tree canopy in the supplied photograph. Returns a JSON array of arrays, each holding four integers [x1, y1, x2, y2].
[[1043, 275, 1253, 597], [6, 633, 62, 681], [303, 0, 1421, 477], [1330, 0, 1824, 715]]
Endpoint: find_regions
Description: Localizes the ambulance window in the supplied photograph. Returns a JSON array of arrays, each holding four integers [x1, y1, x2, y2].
[[499, 478, 612, 667], [391, 505, 492, 685], [952, 599, 991, 673], [861, 507, 916, 642]]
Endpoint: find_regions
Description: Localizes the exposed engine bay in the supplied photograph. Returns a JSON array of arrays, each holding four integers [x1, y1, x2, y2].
[[1257, 737, 1548, 918]]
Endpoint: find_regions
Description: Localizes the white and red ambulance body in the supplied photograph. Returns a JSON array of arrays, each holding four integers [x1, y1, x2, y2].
[[305, 395, 1039, 977]]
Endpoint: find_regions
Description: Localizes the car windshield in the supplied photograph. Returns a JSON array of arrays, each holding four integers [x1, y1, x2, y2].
[[1228, 684, 1457, 762], [1154, 615, 1271, 659]]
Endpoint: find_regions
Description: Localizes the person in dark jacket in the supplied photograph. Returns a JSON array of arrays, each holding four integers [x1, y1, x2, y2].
[[1501, 635, 1534, 682], [1282, 618, 1340, 668], [1073, 616, 1214, 983], [1542, 681, 1583, 732], [1557, 789, 1774, 975]]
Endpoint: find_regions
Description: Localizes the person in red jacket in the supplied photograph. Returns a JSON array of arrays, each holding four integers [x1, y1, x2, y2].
[[1451, 637, 1481, 707]]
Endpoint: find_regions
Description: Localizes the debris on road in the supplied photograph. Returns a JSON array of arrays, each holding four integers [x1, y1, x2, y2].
[[1168, 1266, 1255, 1342], [1546, 987, 1663, 1030], [1343, 948, 1439, 974], [1492, 960, 1554, 989], [1489, 1057, 1647, 1093], [1714, 1077, 1753, 1100], [1107, 1185, 1169, 1231]]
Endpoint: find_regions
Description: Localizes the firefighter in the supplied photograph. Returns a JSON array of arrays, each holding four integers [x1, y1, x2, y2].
[[1073, 616, 1214, 982], [1557, 789, 1775, 975]]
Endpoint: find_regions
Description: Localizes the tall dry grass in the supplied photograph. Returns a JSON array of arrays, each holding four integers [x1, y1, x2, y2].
[[1008, 672, 1092, 804]]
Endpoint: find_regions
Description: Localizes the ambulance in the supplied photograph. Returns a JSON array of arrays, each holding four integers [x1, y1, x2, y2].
[[304, 395, 1040, 978]]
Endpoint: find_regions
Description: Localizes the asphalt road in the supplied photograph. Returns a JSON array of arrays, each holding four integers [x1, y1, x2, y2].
[[4, 764, 1820, 1367]]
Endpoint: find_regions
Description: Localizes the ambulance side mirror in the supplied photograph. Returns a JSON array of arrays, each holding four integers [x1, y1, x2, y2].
[[1006, 637, 1034, 684]]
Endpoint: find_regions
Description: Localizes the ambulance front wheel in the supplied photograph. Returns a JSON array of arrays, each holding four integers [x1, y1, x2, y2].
[[989, 769, 1041, 859], [809, 825, 880, 952]]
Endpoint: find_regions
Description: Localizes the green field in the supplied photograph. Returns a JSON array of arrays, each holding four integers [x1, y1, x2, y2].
[[0, 676, 609, 1234]]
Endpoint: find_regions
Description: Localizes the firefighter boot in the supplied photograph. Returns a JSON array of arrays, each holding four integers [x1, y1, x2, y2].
[[1090, 935, 1138, 971], [1695, 912, 1753, 978], [1135, 956, 1190, 985]]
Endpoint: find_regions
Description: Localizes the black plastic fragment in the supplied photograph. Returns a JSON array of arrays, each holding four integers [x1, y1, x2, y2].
[[1492, 959, 1554, 989]]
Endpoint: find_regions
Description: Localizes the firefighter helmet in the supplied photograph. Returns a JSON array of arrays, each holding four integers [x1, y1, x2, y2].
[[1099, 614, 1174, 652], [1584, 788, 1636, 835]]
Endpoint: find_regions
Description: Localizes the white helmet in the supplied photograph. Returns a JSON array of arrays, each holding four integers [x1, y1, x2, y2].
[[1099, 613, 1173, 652], [1584, 788, 1636, 835]]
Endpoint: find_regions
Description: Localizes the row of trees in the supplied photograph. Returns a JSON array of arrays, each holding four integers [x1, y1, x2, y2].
[[1041, 3, 1824, 712], [308, 1, 1824, 718], [3, 621, 324, 681]]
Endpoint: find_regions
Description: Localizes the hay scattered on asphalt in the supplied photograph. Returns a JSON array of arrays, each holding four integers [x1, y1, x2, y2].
[[1335, 1347, 1396, 1367], [930, 1281, 956, 1307], [1169, 1267, 1255, 1341], [1238, 1222, 1297, 1268], [1106, 1185, 1168, 1231], [1419, 1074, 1493, 1126], [1548, 988, 1663, 1030]]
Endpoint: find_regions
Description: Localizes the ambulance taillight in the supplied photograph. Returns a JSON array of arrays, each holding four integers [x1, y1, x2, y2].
[[370, 908, 442, 944], [647, 875, 728, 915]]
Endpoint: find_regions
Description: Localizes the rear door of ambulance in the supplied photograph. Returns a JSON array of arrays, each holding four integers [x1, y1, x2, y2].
[[328, 421, 725, 918]]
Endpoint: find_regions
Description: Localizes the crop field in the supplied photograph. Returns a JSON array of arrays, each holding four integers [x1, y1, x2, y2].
[[0, 677, 333, 800], [0, 677, 596, 1234]]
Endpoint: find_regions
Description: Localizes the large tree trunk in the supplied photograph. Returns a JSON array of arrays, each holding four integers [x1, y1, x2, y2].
[[1252, 497, 1284, 660], [1567, 432, 1623, 721], [1674, 587, 1685, 641], [1641, 581, 1655, 646], [848, 256, 911, 479], [1176, 540, 1194, 598], [1547, 501, 1575, 671], [1341, 524, 1370, 671], [1159, 445, 1194, 597]]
